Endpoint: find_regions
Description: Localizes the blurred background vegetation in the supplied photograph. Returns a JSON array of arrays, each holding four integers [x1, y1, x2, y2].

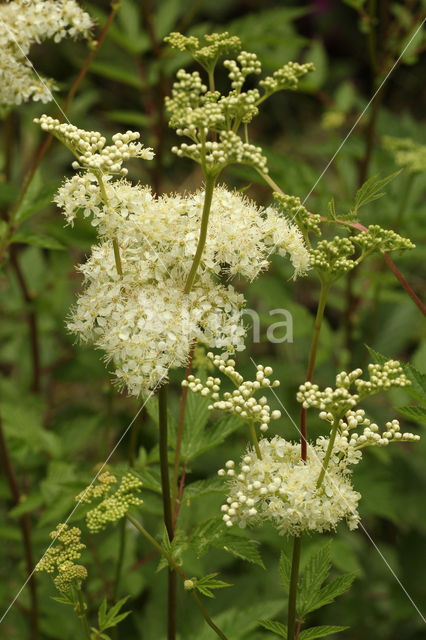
[[0, 1, 425, 638]]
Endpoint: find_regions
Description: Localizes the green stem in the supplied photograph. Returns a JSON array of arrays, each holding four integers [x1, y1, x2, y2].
[[256, 169, 285, 196], [300, 281, 330, 460], [158, 383, 176, 640], [126, 516, 228, 640], [95, 173, 123, 277], [287, 536, 302, 640], [184, 175, 216, 294], [76, 588, 91, 640], [248, 420, 262, 459], [316, 419, 339, 490]]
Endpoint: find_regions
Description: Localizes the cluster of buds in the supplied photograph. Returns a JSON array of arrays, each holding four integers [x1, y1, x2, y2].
[[182, 353, 281, 433], [309, 236, 356, 280], [324, 409, 419, 449], [224, 51, 262, 92], [165, 31, 314, 177], [35, 115, 154, 176], [259, 61, 315, 95], [76, 471, 143, 533], [297, 361, 410, 418], [353, 225, 415, 253], [165, 32, 241, 73], [36, 524, 87, 594], [274, 193, 322, 236]]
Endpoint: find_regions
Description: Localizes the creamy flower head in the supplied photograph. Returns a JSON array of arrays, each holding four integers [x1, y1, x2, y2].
[[0, 0, 93, 106], [219, 436, 361, 535], [56, 177, 310, 279], [56, 178, 309, 395]]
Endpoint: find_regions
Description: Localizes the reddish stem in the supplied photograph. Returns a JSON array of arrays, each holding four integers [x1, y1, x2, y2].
[[172, 340, 196, 507], [174, 461, 187, 527], [321, 216, 426, 316]]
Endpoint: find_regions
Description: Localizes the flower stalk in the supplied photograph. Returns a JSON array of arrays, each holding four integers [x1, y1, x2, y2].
[[127, 516, 228, 640], [184, 174, 216, 293]]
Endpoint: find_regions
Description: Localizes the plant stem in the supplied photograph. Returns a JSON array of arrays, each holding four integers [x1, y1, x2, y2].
[[256, 169, 285, 196], [248, 420, 262, 459], [0, 411, 39, 639], [159, 384, 173, 539], [316, 419, 339, 489], [95, 173, 123, 276], [126, 516, 228, 640], [9, 247, 41, 393], [287, 536, 302, 640], [184, 175, 216, 293], [172, 340, 196, 511], [158, 383, 176, 640], [300, 281, 329, 461], [76, 588, 91, 640]]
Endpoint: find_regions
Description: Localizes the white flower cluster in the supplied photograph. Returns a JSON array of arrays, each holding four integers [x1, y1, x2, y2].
[[0, 0, 93, 106], [219, 436, 361, 535], [35, 115, 154, 176], [41, 117, 309, 394], [183, 353, 281, 433], [69, 256, 245, 395], [55, 178, 310, 278], [297, 361, 410, 418]]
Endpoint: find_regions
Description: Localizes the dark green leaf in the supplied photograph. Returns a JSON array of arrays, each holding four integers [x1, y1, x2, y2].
[[298, 625, 349, 639], [395, 405, 426, 423], [303, 573, 357, 615], [279, 550, 292, 594], [258, 619, 287, 637]]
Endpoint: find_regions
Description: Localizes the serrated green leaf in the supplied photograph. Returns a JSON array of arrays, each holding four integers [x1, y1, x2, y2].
[[298, 625, 349, 639], [352, 171, 401, 216], [134, 467, 162, 493], [395, 405, 426, 423], [258, 619, 287, 637], [99, 596, 131, 631], [303, 573, 356, 615], [298, 544, 331, 614], [180, 392, 211, 460], [195, 573, 232, 598], [220, 537, 264, 568], [279, 550, 292, 594], [98, 597, 108, 628], [182, 477, 225, 502]]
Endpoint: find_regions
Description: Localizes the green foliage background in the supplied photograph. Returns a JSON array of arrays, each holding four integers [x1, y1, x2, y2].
[[0, 1, 425, 638]]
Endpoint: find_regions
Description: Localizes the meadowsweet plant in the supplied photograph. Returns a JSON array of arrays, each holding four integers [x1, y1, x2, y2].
[[2, 6, 424, 640], [0, 0, 93, 109]]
